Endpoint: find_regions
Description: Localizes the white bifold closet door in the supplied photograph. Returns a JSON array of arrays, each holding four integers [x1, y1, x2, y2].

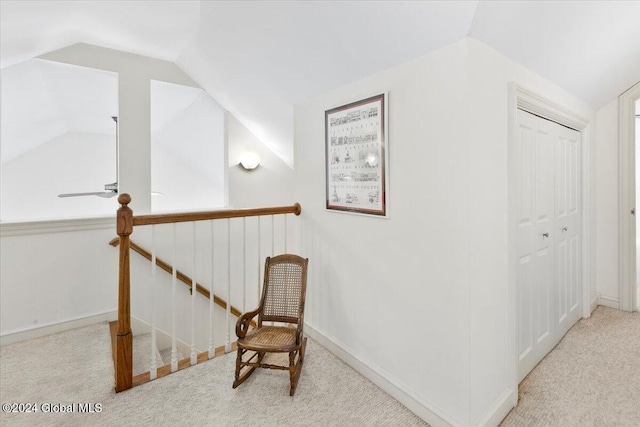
[[516, 109, 582, 382]]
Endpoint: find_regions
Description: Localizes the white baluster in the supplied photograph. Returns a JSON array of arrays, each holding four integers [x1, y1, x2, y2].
[[257, 217, 261, 302], [190, 222, 197, 366], [225, 218, 231, 353], [271, 215, 275, 255], [284, 214, 288, 253], [242, 217, 246, 312], [171, 223, 178, 372], [270, 215, 275, 326], [208, 220, 215, 359], [150, 224, 158, 380]]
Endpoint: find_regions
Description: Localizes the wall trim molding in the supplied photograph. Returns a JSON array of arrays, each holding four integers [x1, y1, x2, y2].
[[0, 310, 117, 346], [618, 81, 640, 312], [598, 295, 620, 310], [516, 87, 589, 132], [590, 294, 600, 314], [305, 322, 460, 427], [476, 388, 515, 427], [0, 216, 115, 237]]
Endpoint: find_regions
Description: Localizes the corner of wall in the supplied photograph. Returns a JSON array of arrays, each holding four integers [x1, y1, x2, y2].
[[227, 114, 294, 208]]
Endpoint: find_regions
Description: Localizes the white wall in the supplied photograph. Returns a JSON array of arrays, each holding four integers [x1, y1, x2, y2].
[[293, 38, 596, 426], [295, 40, 472, 426], [595, 99, 620, 306], [151, 83, 226, 212], [1, 132, 118, 221], [637, 104, 640, 301], [151, 144, 223, 213], [0, 225, 117, 336], [228, 114, 294, 208]]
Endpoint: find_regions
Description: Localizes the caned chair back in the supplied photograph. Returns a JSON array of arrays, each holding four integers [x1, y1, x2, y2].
[[259, 254, 308, 325]]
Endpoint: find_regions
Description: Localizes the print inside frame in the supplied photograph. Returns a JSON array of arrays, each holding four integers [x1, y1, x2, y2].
[[325, 93, 388, 217]]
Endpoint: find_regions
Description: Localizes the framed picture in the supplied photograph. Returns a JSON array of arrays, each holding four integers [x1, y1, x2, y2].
[[325, 93, 388, 217]]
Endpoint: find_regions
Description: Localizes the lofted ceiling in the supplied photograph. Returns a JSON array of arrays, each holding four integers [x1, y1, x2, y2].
[[0, 59, 118, 163], [2, 1, 639, 166]]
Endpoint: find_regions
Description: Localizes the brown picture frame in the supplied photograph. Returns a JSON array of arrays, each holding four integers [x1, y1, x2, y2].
[[325, 93, 388, 217]]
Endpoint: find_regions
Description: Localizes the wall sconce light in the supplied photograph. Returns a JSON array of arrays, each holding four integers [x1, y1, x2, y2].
[[239, 152, 261, 170]]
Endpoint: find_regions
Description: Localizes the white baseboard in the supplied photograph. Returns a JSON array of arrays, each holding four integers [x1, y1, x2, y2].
[[0, 310, 117, 346], [476, 388, 515, 427], [590, 294, 600, 314], [305, 323, 460, 427], [598, 294, 620, 309]]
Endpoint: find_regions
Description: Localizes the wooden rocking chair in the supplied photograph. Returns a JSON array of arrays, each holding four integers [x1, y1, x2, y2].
[[233, 254, 309, 396]]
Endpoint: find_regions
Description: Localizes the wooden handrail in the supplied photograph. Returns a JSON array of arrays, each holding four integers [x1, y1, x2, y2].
[[109, 237, 255, 327], [132, 203, 301, 226]]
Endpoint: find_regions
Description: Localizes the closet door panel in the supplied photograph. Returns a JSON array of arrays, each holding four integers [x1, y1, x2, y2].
[[516, 110, 582, 382], [533, 121, 556, 363], [516, 114, 537, 381]]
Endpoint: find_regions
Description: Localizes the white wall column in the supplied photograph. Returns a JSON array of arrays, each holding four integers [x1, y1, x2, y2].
[[119, 74, 151, 212]]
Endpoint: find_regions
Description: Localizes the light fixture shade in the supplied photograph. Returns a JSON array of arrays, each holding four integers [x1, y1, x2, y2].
[[239, 152, 261, 170]]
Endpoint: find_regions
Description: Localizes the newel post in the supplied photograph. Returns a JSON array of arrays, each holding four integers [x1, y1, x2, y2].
[[115, 194, 133, 392]]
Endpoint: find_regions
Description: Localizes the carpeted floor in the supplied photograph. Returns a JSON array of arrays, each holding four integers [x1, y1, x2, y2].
[[1, 306, 638, 427], [0, 324, 427, 427], [501, 306, 640, 427]]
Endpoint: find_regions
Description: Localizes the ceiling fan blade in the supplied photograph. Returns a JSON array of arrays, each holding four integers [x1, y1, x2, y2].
[[97, 191, 118, 198], [58, 191, 117, 198]]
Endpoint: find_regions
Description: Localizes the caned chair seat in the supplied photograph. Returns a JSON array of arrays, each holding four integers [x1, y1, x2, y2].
[[233, 254, 309, 396], [240, 326, 297, 351]]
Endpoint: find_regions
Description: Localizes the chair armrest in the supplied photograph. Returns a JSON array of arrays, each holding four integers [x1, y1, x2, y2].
[[236, 308, 260, 338]]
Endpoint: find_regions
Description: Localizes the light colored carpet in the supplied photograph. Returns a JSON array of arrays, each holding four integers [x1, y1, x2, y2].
[[2, 306, 637, 427], [501, 306, 640, 427], [0, 323, 427, 427]]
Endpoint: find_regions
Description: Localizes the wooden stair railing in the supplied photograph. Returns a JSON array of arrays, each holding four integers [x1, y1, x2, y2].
[[114, 194, 301, 393], [108, 238, 256, 328]]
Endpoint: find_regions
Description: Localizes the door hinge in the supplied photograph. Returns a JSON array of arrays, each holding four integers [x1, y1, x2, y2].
[[632, 208, 636, 216]]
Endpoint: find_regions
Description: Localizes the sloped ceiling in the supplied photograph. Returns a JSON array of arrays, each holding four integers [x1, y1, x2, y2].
[[469, 1, 640, 109], [0, 0, 200, 68], [2, 1, 639, 166], [0, 59, 118, 163]]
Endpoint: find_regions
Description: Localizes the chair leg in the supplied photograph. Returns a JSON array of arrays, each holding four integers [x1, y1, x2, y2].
[[289, 338, 307, 396], [289, 350, 296, 396], [232, 347, 243, 388], [233, 349, 263, 389]]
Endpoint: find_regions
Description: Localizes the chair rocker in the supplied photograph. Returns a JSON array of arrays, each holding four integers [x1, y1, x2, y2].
[[233, 254, 309, 396]]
